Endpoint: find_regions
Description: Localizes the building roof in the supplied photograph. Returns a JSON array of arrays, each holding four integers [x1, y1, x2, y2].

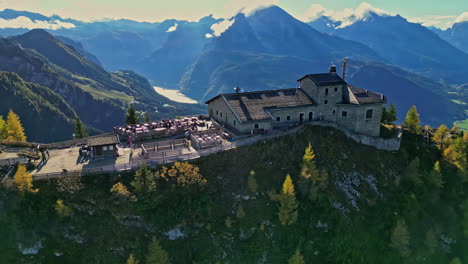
[[87, 134, 119, 147], [346, 85, 386, 105], [298, 73, 347, 86], [207, 88, 315, 122]]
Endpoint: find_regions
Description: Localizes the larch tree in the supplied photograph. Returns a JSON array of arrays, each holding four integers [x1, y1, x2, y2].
[[450, 258, 462, 264], [146, 237, 170, 264], [14, 164, 37, 193], [111, 182, 134, 201], [125, 103, 140, 125], [236, 204, 246, 219], [74, 117, 88, 139], [131, 164, 156, 196], [288, 249, 305, 264], [6, 109, 26, 142], [391, 219, 411, 258], [404, 106, 422, 134], [54, 199, 73, 217], [299, 143, 318, 197], [278, 174, 299, 226], [427, 161, 444, 188], [127, 254, 139, 264], [247, 170, 257, 194], [0, 115, 7, 140], [432, 124, 448, 149], [387, 103, 397, 125]]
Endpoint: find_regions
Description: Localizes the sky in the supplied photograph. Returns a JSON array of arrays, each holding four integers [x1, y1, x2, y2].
[[0, 0, 466, 29]]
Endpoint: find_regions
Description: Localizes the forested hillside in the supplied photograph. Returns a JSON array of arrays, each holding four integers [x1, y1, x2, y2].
[[1, 125, 467, 263]]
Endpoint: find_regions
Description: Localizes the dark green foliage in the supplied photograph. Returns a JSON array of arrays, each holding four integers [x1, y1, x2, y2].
[[146, 237, 170, 264], [125, 103, 140, 125], [74, 117, 88, 138], [382, 103, 398, 125], [131, 164, 156, 196], [404, 105, 422, 134]]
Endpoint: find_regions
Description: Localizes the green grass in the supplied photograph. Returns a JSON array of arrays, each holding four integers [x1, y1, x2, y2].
[[454, 119, 468, 130], [451, 99, 467, 105]]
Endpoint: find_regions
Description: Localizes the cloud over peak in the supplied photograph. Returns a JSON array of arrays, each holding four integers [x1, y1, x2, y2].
[[0, 16, 75, 30]]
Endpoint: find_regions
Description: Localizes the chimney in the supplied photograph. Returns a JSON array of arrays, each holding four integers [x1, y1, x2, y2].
[[329, 65, 337, 74]]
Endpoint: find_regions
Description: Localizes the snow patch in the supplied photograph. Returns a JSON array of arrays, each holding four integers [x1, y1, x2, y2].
[[166, 23, 178, 32], [0, 16, 75, 30], [297, 4, 327, 22], [207, 18, 235, 38]]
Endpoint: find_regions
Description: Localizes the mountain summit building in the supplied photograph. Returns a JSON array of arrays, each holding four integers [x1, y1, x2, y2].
[[206, 66, 386, 137]]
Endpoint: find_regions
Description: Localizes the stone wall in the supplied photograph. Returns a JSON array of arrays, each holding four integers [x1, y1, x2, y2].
[[307, 121, 402, 151]]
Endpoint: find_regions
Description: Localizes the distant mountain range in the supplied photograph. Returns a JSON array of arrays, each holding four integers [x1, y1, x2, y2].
[[431, 21, 468, 54], [0, 6, 465, 129], [0, 29, 204, 142], [307, 12, 468, 85]]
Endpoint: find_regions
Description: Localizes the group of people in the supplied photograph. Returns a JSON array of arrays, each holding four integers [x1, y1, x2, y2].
[[79, 145, 92, 158]]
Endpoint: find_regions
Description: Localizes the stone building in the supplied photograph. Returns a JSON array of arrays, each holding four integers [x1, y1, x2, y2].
[[205, 67, 386, 137]]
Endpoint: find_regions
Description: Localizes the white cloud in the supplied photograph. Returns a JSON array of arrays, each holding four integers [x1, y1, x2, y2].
[[166, 23, 178, 32], [219, 0, 279, 18], [0, 16, 75, 29], [455, 12, 468, 24], [296, 4, 328, 22], [298, 2, 392, 28], [408, 15, 456, 29], [207, 18, 235, 38]]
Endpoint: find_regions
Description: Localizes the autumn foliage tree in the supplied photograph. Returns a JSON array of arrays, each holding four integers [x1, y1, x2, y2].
[[277, 174, 299, 226], [111, 182, 134, 201], [288, 248, 305, 264], [0, 115, 7, 140], [247, 170, 257, 194], [160, 162, 207, 188], [6, 109, 26, 141], [298, 143, 318, 197], [54, 199, 73, 217], [432, 124, 448, 149], [14, 164, 37, 193]]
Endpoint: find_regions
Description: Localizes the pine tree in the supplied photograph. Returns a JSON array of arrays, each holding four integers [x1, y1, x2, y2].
[[405, 157, 422, 186], [131, 164, 156, 195], [125, 103, 140, 125], [288, 249, 305, 264], [432, 124, 448, 149], [391, 219, 411, 258], [387, 103, 397, 124], [278, 174, 299, 226], [54, 199, 73, 217], [14, 164, 37, 193], [144, 112, 151, 123], [74, 117, 88, 138], [146, 238, 170, 264], [247, 170, 257, 194], [127, 254, 139, 264], [6, 109, 26, 142], [427, 161, 444, 188], [381, 105, 389, 124], [404, 106, 422, 134], [0, 115, 7, 140]]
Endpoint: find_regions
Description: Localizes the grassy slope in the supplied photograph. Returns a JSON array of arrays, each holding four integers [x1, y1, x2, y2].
[[0, 71, 76, 142], [1, 126, 466, 263]]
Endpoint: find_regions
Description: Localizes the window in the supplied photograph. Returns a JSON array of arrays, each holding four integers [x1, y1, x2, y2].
[[216, 110, 218, 115], [341, 111, 348, 118], [287, 115, 291, 121], [103, 146, 108, 151], [308, 112, 313, 121], [333, 110, 336, 115], [276, 116, 281, 122], [366, 109, 373, 119], [325, 88, 329, 96], [220, 112, 223, 118], [334, 87, 338, 92], [324, 100, 328, 104], [233, 120, 236, 126], [254, 124, 259, 129], [108, 145, 114, 151]]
